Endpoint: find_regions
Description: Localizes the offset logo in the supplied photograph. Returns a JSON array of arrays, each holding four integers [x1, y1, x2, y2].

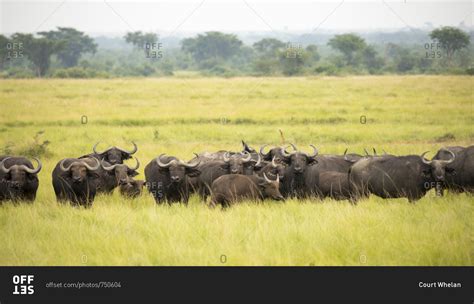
[[12, 275, 34, 295]]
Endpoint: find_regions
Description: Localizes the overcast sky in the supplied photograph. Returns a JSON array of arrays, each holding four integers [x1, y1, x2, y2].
[[1, 1, 472, 36]]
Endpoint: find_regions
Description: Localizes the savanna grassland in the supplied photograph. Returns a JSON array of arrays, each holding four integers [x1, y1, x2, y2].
[[0, 76, 472, 266]]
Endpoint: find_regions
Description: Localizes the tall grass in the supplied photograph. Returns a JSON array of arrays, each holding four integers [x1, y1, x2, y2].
[[0, 76, 472, 265]]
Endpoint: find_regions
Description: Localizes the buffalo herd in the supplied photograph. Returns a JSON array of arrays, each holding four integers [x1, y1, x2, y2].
[[0, 141, 473, 208]]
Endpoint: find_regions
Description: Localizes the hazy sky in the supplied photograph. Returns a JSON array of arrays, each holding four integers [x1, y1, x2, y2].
[[1, 1, 472, 36]]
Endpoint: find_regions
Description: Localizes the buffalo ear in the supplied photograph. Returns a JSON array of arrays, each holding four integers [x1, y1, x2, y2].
[[186, 168, 201, 177], [308, 157, 318, 165], [128, 170, 139, 177], [122, 152, 132, 160]]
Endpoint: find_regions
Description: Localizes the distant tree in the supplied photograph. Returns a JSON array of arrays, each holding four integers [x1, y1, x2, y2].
[[253, 38, 285, 55], [124, 31, 158, 49], [10, 33, 64, 76], [430, 26, 470, 59], [181, 32, 242, 68], [361, 45, 383, 73], [38, 27, 97, 67], [278, 44, 309, 76], [305, 44, 320, 62], [395, 49, 416, 73], [0, 34, 10, 69], [252, 38, 285, 75], [328, 33, 367, 65]]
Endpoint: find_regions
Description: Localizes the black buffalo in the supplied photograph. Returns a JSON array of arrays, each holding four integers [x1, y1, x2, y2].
[[0, 156, 42, 202], [349, 151, 455, 202], [145, 154, 201, 205], [317, 171, 352, 200], [278, 145, 318, 198], [259, 144, 297, 162], [190, 152, 260, 199], [52, 157, 101, 206], [80, 141, 138, 165], [119, 179, 145, 198], [432, 146, 474, 194], [96, 158, 140, 194], [210, 173, 284, 208], [303, 149, 363, 198], [254, 156, 286, 181]]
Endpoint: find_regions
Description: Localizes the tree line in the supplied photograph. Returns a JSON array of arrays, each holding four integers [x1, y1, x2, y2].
[[0, 26, 472, 78]]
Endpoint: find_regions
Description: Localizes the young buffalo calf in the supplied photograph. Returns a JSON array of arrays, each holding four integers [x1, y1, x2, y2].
[[210, 173, 284, 208], [119, 179, 145, 198]]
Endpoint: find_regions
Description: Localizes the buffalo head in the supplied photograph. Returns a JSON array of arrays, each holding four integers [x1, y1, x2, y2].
[[0, 157, 42, 189], [260, 144, 297, 162], [156, 154, 201, 183], [258, 173, 284, 201], [93, 141, 138, 165], [223, 151, 257, 175], [59, 158, 101, 183], [420, 149, 455, 196], [280, 145, 318, 174], [101, 157, 140, 185]]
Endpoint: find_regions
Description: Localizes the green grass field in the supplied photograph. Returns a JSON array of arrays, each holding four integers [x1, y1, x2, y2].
[[0, 76, 473, 266]]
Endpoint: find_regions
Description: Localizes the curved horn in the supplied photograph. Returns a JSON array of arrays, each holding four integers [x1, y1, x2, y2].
[[93, 141, 109, 155], [128, 157, 140, 171], [156, 154, 176, 168], [288, 143, 298, 151], [0, 157, 12, 173], [82, 158, 100, 171], [241, 151, 252, 162], [280, 147, 292, 158], [420, 151, 432, 165], [59, 159, 75, 172], [440, 149, 455, 165], [344, 154, 357, 163], [182, 158, 200, 168], [252, 153, 262, 167], [307, 145, 318, 158], [223, 152, 230, 162], [259, 144, 271, 158], [263, 172, 271, 183], [117, 141, 138, 155], [101, 160, 119, 171], [272, 156, 278, 168], [22, 157, 42, 174]]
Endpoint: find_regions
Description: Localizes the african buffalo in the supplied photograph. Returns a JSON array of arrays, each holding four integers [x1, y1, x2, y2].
[[317, 171, 352, 200], [119, 179, 145, 198], [432, 146, 474, 194], [0, 156, 42, 202], [96, 158, 140, 194], [190, 152, 260, 199], [80, 141, 138, 165], [145, 154, 200, 205], [303, 149, 363, 198], [52, 157, 101, 206], [348, 151, 455, 202], [254, 156, 286, 181], [278, 145, 318, 198], [210, 173, 284, 208], [259, 144, 297, 162]]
